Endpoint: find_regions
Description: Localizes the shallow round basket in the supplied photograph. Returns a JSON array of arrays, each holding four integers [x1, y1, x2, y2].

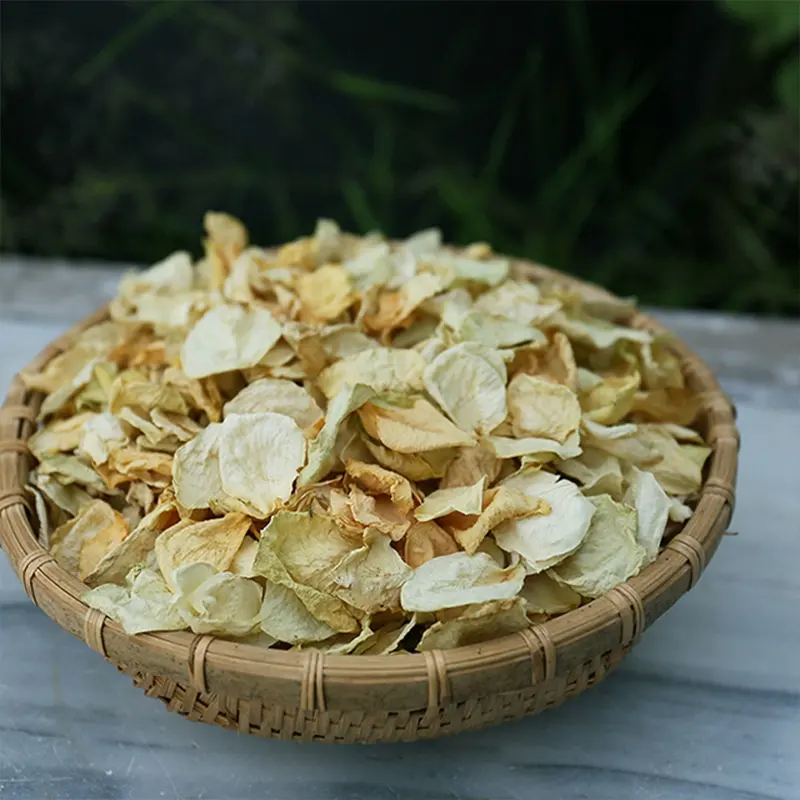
[[0, 259, 739, 744]]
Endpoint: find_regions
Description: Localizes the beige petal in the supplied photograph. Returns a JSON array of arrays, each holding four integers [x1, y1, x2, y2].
[[173, 563, 262, 636], [82, 565, 185, 635], [180, 304, 282, 378], [29, 413, 97, 459], [415, 479, 485, 522], [118, 251, 194, 299], [431, 255, 509, 286], [555, 447, 624, 498], [519, 573, 581, 615], [580, 370, 640, 425], [443, 305, 546, 348], [362, 435, 456, 481], [108, 370, 188, 416], [474, 280, 559, 325], [217, 412, 306, 518], [400, 551, 525, 612], [78, 413, 129, 466], [510, 332, 577, 390], [363, 273, 444, 332], [298, 383, 375, 485], [230, 537, 260, 578], [494, 470, 594, 572], [223, 378, 323, 430], [38, 454, 109, 493], [346, 487, 413, 541], [317, 347, 426, 399], [549, 494, 645, 598], [450, 486, 549, 555], [259, 582, 338, 644], [172, 423, 228, 509], [32, 472, 94, 517], [423, 343, 507, 435], [254, 512, 361, 633], [488, 431, 582, 462], [623, 467, 670, 564], [417, 598, 529, 651], [440, 441, 500, 489], [319, 324, 379, 360], [326, 529, 412, 614], [551, 310, 652, 350], [105, 447, 173, 488]]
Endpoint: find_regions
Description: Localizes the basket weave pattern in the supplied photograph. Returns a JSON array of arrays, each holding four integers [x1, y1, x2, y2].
[[0, 263, 739, 743]]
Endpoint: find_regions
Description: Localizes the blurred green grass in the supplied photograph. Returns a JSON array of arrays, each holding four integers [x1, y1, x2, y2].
[[1, 0, 797, 315]]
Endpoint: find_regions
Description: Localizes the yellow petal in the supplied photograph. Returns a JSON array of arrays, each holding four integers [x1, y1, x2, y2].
[[507, 373, 581, 444], [50, 499, 128, 579], [358, 397, 476, 453], [345, 460, 415, 514], [415, 478, 485, 522], [450, 486, 549, 555], [29, 413, 97, 459], [296, 264, 355, 322], [580, 369, 641, 425], [155, 513, 251, 590], [259, 582, 338, 644], [403, 521, 459, 568], [84, 495, 180, 587]]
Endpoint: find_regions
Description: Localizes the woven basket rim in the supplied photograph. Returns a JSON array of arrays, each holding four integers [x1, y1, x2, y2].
[[0, 257, 739, 704]]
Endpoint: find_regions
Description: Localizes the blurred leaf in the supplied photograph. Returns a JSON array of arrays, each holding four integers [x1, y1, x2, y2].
[[722, 0, 800, 53], [776, 59, 800, 109], [73, 2, 185, 84], [341, 179, 381, 232], [327, 72, 457, 113]]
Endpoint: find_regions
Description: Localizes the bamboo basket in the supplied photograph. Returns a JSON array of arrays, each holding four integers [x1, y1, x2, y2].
[[0, 260, 739, 744]]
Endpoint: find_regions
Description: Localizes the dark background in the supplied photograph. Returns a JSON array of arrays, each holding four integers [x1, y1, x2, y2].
[[1, 0, 798, 314]]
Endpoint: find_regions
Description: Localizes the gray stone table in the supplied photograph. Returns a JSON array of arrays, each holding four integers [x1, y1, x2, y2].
[[1, 257, 798, 800]]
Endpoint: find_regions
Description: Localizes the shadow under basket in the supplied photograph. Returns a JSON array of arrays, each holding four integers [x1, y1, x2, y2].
[[0, 259, 739, 744]]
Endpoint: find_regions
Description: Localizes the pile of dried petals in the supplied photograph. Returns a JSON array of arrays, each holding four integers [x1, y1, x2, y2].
[[20, 213, 710, 654]]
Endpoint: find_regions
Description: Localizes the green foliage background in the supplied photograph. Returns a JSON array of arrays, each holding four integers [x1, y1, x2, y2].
[[1, 0, 798, 314]]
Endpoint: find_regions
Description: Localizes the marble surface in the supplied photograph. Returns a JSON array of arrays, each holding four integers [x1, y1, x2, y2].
[[1, 260, 799, 800]]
